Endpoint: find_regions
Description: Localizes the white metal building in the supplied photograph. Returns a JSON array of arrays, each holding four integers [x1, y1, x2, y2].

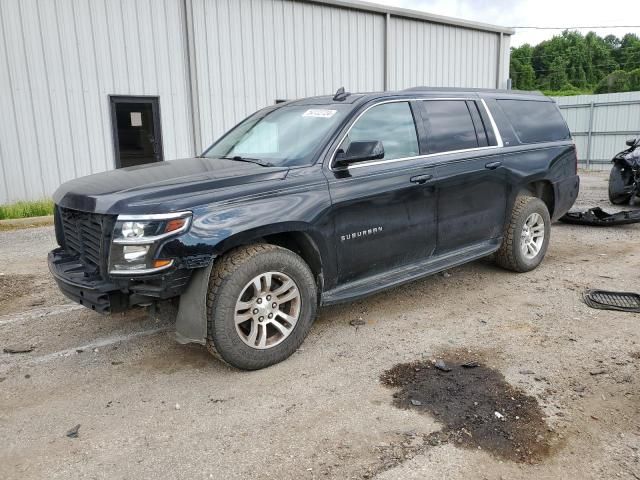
[[0, 0, 512, 203]]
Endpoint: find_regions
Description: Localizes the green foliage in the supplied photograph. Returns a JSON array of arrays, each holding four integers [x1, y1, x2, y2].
[[629, 68, 640, 91], [510, 30, 640, 95], [0, 200, 54, 220], [595, 70, 630, 93]]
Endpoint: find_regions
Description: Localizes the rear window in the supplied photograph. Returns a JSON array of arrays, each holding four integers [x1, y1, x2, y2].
[[497, 99, 570, 144], [423, 100, 479, 154]]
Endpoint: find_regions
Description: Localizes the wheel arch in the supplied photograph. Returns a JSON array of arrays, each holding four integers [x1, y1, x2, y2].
[[519, 180, 555, 218], [212, 223, 329, 295]]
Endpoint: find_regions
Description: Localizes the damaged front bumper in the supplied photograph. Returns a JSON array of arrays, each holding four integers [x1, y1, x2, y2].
[[48, 249, 126, 313], [48, 248, 193, 313]]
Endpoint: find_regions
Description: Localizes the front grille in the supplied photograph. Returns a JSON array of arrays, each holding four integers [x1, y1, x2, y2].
[[57, 207, 116, 277]]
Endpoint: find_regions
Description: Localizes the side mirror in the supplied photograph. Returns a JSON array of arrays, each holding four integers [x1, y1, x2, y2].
[[334, 141, 385, 168], [626, 138, 638, 147]]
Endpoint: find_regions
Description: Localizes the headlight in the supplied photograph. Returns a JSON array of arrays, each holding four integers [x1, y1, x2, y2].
[[121, 222, 146, 240], [108, 212, 192, 274]]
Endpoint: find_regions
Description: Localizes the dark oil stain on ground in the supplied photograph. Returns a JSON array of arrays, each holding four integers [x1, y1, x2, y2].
[[380, 351, 556, 464]]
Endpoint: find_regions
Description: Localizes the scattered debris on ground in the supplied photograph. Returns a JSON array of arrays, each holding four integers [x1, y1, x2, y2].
[[3, 345, 35, 354], [582, 289, 640, 313], [349, 318, 366, 328], [434, 359, 452, 372], [560, 207, 640, 226], [380, 351, 557, 464], [65, 424, 81, 439]]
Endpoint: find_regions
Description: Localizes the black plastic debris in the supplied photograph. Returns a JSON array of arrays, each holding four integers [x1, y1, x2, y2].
[[461, 361, 480, 368], [66, 424, 81, 438], [349, 318, 366, 327], [3, 345, 34, 354], [560, 207, 640, 226], [583, 289, 640, 313]]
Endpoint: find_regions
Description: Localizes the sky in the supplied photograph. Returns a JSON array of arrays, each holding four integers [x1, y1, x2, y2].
[[373, 0, 640, 47]]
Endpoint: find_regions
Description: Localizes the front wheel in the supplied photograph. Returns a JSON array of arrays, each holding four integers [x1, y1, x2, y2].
[[206, 244, 317, 370], [608, 164, 632, 205], [495, 196, 551, 273]]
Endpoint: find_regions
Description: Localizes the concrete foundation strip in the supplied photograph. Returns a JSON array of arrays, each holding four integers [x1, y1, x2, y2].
[[0, 304, 85, 326]]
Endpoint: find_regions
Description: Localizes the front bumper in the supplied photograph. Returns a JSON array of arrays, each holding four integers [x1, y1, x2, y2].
[[48, 248, 193, 313], [48, 249, 126, 313]]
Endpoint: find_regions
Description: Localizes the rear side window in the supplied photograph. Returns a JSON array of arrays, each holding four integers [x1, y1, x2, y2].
[[343, 102, 419, 160], [497, 99, 570, 144], [422, 100, 479, 154]]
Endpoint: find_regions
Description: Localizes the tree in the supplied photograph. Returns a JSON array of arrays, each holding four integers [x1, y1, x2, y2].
[[629, 68, 640, 91], [508, 30, 640, 94], [509, 43, 536, 90], [548, 56, 570, 90], [595, 70, 630, 93], [618, 34, 640, 71]]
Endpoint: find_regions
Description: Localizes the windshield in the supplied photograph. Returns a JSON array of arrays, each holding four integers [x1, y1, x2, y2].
[[203, 105, 351, 167]]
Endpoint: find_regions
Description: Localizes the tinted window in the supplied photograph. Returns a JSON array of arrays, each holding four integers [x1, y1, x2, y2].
[[341, 102, 419, 160], [497, 99, 570, 144], [423, 100, 479, 154]]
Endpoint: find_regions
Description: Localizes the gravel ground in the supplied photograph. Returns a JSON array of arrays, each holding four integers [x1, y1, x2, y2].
[[0, 171, 639, 480]]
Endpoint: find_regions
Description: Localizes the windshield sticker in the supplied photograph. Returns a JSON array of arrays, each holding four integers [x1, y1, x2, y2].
[[302, 109, 337, 118]]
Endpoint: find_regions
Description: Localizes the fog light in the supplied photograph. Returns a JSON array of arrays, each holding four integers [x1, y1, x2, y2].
[[123, 245, 149, 261]]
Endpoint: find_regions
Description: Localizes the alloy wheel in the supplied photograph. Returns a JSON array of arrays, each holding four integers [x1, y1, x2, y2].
[[520, 212, 545, 260], [234, 272, 301, 349]]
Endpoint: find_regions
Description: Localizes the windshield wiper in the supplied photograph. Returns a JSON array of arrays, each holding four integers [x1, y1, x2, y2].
[[221, 156, 275, 167]]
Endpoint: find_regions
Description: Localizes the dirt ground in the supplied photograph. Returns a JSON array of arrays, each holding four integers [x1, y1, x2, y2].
[[0, 171, 639, 480]]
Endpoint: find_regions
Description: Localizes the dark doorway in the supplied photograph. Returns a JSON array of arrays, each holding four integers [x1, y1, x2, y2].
[[110, 96, 163, 168]]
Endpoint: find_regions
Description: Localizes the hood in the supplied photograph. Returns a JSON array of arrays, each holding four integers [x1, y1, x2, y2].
[[53, 157, 290, 214]]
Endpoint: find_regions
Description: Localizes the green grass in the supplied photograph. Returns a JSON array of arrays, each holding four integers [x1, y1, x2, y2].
[[0, 199, 54, 220]]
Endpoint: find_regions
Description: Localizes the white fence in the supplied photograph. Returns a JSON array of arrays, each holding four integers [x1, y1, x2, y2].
[[552, 92, 640, 171]]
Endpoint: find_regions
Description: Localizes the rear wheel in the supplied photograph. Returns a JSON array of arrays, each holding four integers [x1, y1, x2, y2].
[[608, 164, 632, 205], [206, 244, 317, 370], [495, 195, 551, 273]]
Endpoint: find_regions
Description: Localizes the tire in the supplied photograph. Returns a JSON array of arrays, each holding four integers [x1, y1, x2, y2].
[[495, 195, 551, 273], [608, 164, 632, 205], [206, 243, 317, 370]]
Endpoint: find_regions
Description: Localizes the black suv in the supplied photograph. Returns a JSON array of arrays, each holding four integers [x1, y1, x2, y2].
[[49, 88, 579, 369]]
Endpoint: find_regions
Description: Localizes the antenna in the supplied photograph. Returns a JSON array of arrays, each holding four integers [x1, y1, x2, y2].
[[333, 87, 350, 101]]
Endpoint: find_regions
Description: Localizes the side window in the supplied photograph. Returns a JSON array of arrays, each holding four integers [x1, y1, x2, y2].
[[423, 100, 479, 154], [497, 99, 571, 144], [341, 102, 419, 160]]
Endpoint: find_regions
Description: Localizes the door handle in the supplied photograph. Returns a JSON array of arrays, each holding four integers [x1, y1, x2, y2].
[[410, 174, 433, 184], [485, 161, 502, 170]]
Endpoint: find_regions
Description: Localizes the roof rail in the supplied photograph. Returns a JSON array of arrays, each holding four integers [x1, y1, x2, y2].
[[402, 86, 544, 95]]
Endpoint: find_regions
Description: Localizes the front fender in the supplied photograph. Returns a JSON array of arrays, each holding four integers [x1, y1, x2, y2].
[[158, 168, 336, 284]]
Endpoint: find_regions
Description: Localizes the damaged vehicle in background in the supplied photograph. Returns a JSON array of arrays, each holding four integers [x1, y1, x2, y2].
[[609, 137, 640, 205]]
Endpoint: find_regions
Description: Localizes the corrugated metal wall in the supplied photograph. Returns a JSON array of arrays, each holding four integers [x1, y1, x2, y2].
[[553, 92, 640, 171], [192, 0, 510, 149], [191, 0, 386, 149], [0, 0, 193, 204], [387, 16, 506, 90], [0, 0, 511, 203]]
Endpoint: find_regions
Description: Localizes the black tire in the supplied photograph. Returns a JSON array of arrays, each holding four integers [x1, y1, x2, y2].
[[608, 164, 632, 205], [206, 244, 317, 370], [495, 195, 551, 273]]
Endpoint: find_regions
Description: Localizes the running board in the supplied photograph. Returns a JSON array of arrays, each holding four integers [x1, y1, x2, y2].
[[321, 239, 501, 306]]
